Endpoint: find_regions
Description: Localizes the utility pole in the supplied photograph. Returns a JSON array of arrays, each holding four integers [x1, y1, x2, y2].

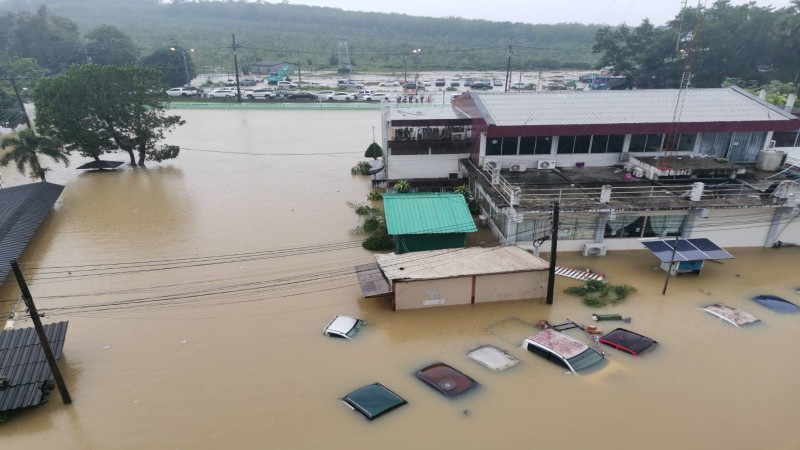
[[10, 260, 72, 404], [9, 77, 33, 130], [661, 236, 680, 295], [230, 34, 242, 104], [504, 44, 512, 93], [546, 201, 560, 305]]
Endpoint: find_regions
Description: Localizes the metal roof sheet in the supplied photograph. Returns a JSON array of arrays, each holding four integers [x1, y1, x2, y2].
[[472, 87, 797, 127], [0, 321, 69, 412], [377, 245, 549, 280], [0, 182, 64, 286], [388, 106, 467, 121], [383, 193, 477, 236]]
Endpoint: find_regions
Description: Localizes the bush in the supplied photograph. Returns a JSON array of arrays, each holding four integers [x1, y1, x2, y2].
[[564, 279, 637, 307], [367, 191, 383, 201], [362, 234, 393, 251], [351, 161, 371, 175]]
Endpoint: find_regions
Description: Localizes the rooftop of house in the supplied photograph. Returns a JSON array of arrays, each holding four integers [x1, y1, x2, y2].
[[466, 87, 797, 127]]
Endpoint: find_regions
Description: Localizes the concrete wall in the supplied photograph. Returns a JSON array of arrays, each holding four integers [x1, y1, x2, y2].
[[474, 271, 547, 303], [393, 277, 472, 310], [392, 271, 547, 310], [691, 208, 773, 248], [387, 154, 469, 180]]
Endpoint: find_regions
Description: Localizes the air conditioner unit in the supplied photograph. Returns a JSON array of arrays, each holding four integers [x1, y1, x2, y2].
[[619, 153, 631, 162], [509, 162, 527, 172], [448, 172, 460, 180], [582, 243, 607, 257], [537, 160, 556, 170], [483, 159, 500, 171]]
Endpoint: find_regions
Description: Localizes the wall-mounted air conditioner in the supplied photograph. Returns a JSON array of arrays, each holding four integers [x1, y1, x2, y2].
[[619, 153, 631, 162], [448, 172, 460, 180], [509, 162, 527, 172], [537, 160, 556, 170], [483, 159, 500, 171], [582, 243, 607, 257]]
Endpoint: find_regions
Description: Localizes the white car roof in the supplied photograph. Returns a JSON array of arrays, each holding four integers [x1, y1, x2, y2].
[[527, 329, 589, 359], [467, 345, 520, 372], [325, 315, 359, 335]]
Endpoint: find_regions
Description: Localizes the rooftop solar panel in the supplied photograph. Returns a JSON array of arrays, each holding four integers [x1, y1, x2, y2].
[[641, 238, 734, 262]]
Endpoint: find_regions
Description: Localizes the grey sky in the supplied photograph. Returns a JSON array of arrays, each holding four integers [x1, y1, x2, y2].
[[289, 0, 794, 25]]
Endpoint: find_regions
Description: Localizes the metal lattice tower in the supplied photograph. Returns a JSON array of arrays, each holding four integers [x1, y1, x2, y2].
[[337, 40, 351, 74]]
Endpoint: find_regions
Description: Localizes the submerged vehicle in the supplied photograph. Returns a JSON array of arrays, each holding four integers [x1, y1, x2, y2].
[[342, 383, 407, 420], [323, 315, 365, 339], [598, 328, 658, 355], [523, 329, 605, 373], [703, 303, 760, 327], [415, 362, 478, 398], [752, 295, 799, 313]]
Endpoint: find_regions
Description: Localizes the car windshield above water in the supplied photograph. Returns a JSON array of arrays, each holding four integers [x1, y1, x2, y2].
[[524, 329, 605, 373], [323, 315, 364, 339]]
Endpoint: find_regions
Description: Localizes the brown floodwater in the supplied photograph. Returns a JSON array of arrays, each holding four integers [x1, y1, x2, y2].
[[1, 109, 799, 450]]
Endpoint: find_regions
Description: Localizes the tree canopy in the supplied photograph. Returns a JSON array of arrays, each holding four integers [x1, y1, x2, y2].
[[592, 0, 800, 89], [0, 6, 84, 73], [140, 45, 197, 87], [85, 25, 139, 66], [33, 64, 184, 166], [0, 128, 68, 182]]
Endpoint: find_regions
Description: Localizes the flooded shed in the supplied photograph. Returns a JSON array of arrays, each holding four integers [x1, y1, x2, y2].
[[375, 245, 549, 310]]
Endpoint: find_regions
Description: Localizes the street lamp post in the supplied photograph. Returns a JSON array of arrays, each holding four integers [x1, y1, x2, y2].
[[412, 48, 421, 94], [170, 46, 194, 86]]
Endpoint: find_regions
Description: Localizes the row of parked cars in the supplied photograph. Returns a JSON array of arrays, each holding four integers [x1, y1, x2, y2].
[[166, 86, 392, 101]]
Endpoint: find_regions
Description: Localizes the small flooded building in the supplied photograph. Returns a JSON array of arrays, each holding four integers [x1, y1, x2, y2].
[[383, 192, 477, 254], [375, 245, 549, 310]]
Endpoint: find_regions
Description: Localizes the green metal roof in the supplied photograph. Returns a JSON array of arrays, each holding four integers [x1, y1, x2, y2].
[[383, 193, 477, 235]]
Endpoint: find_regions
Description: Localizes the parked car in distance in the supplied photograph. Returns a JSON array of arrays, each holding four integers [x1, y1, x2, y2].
[[379, 80, 400, 87], [421, 79, 431, 86], [402, 82, 425, 90], [337, 79, 364, 89], [510, 82, 529, 90], [314, 90, 335, 99], [470, 82, 493, 90], [328, 91, 354, 101], [245, 88, 276, 99], [435, 78, 446, 87], [493, 79, 504, 86], [353, 89, 375, 99], [276, 80, 298, 89], [240, 79, 258, 86], [206, 87, 238, 98], [523, 329, 605, 374], [285, 91, 318, 100], [166, 86, 202, 97], [363, 93, 389, 101]]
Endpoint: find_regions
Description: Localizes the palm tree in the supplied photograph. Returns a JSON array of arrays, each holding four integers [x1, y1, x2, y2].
[[0, 129, 69, 182]]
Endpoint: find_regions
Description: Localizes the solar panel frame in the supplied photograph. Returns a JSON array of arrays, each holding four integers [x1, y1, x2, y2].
[[641, 238, 733, 262]]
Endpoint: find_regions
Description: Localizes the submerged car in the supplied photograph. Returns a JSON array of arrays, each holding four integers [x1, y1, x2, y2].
[[415, 362, 478, 397], [703, 303, 760, 327], [598, 328, 658, 355], [467, 345, 520, 372], [752, 294, 799, 313], [523, 329, 605, 373], [342, 383, 407, 421], [323, 315, 365, 339]]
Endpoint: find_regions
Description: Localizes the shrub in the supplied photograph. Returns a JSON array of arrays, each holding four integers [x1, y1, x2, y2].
[[362, 234, 394, 251], [564, 279, 637, 307], [367, 191, 383, 201], [350, 161, 371, 176]]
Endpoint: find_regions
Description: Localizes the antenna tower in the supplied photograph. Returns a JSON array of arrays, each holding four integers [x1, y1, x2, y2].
[[337, 40, 351, 74], [660, 0, 707, 170]]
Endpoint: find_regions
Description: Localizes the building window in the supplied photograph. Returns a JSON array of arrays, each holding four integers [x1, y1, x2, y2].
[[501, 137, 519, 155], [591, 135, 609, 153], [604, 214, 685, 239], [677, 133, 697, 152], [607, 135, 625, 153], [486, 138, 502, 156], [557, 136, 576, 154], [521, 136, 553, 155], [573, 135, 591, 154], [629, 134, 664, 152]]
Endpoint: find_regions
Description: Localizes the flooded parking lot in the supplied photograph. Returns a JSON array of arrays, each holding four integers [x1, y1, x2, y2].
[[1, 109, 799, 449]]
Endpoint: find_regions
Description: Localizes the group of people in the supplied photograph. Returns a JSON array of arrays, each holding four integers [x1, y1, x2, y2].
[[396, 94, 433, 103]]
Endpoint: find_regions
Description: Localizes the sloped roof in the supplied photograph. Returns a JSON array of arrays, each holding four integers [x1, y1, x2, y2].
[[377, 245, 549, 281], [471, 87, 797, 127], [0, 321, 69, 412], [383, 192, 477, 236], [0, 182, 64, 285]]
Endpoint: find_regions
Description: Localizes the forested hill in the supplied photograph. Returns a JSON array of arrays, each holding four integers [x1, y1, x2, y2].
[[0, 0, 601, 72]]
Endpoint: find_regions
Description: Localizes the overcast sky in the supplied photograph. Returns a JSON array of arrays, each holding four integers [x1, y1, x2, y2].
[[288, 0, 794, 25]]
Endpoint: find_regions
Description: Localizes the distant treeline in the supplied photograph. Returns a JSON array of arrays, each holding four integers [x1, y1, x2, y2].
[[0, 0, 602, 72]]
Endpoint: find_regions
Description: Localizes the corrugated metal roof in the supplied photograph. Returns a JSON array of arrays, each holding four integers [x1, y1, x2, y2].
[[0, 182, 64, 286], [0, 321, 69, 412], [377, 245, 549, 280], [389, 106, 468, 121], [472, 87, 798, 127], [383, 193, 477, 236]]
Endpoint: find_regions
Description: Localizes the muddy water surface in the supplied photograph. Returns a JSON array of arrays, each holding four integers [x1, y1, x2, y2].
[[1, 109, 799, 450]]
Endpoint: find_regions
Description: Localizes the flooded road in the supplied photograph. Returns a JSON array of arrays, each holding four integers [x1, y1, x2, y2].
[[1, 109, 799, 450]]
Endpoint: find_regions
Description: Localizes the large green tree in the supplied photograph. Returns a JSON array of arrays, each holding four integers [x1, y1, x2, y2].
[[0, 89, 25, 129], [140, 46, 197, 87], [33, 64, 184, 166], [0, 128, 69, 182], [85, 25, 139, 66], [0, 6, 84, 73], [776, 0, 800, 84]]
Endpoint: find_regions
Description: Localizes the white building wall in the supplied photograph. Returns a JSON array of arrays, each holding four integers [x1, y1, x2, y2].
[[690, 208, 773, 248], [386, 153, 470, 180]]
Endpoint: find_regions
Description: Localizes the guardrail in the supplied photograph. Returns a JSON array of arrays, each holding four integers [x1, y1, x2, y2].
[[167, 101, 450, 111]]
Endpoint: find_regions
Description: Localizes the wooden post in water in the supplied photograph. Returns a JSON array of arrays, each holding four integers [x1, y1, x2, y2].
[[10, 260, 72, 404]]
